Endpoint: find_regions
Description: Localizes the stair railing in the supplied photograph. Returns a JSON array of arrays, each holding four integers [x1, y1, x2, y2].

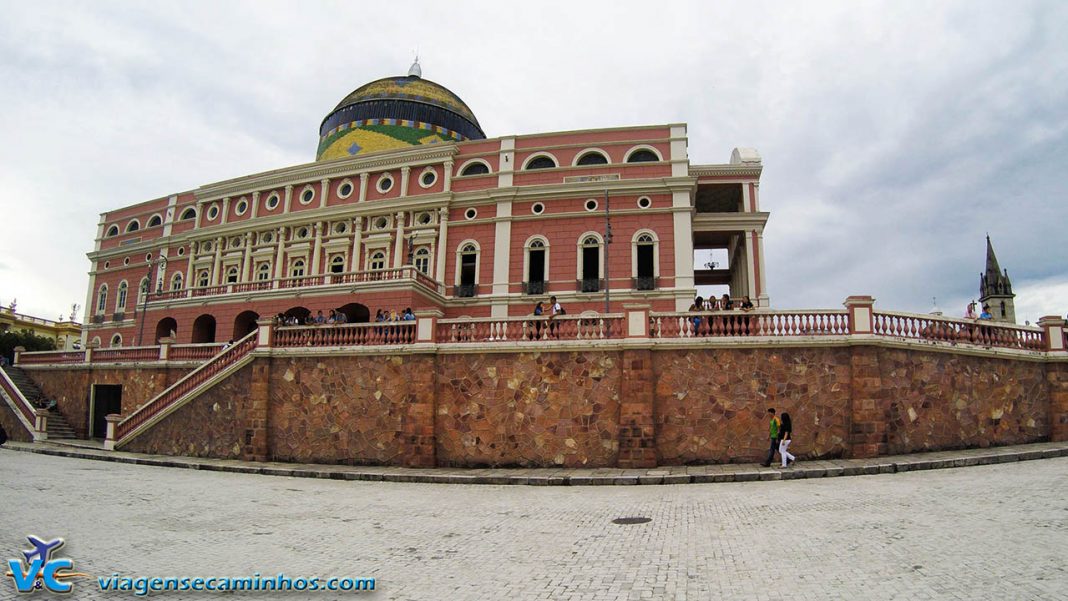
[[0, 366, 44, 439], [110, 330, 258, 446]]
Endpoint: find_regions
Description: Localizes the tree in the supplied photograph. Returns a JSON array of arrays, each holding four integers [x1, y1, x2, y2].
[[0, 329, 57, 364]]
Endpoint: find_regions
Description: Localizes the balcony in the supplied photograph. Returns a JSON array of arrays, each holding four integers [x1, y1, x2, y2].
[[633, 276, 658, 291], [112, 312, 126, 322], [523, 280, 546, 295], [147, 266, 445, 304], [577, 278, 602, 293], [454, 283, 477, 298]]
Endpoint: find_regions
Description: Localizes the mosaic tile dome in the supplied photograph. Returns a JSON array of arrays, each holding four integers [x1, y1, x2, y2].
[[316, 62, 486, 161]]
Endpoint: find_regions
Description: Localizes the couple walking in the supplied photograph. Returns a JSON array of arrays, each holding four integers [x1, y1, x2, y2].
[[761, 408, 796, 468]]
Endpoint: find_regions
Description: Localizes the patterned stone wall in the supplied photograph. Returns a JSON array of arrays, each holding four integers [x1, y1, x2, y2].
[[122, 364, 252, 458], [435, 351, 622, 467], [654, 347, 853, 464], [23, 366, 191, 439], [267, 354, 436, 466], [0, 395, 34, 442], [878, 349, 1049, 454], [1050, 363, 1068, 442]]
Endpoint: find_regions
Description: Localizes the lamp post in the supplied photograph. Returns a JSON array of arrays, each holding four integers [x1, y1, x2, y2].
[[136, 254, 163, 346], [604, 189, 612, 314]]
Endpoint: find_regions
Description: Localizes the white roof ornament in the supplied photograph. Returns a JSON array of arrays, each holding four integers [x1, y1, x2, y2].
[[408, 56, 422, 78], [730, 147, 761, 165]]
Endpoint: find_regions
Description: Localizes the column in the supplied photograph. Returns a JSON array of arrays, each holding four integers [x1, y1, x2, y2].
[[671, 190, 695, 310], [358, 173, 369, 203], [210, 237, 223, 286], [392, 212, 406, 268], [755, 229, 770, 307], [185, 243, 196, 289], [435, 207, 449, 284], [400, 166, 411, 197], [491, 199, 512, 317], [319, 178, 330, 209], [311, 222, 323, 275], [241, 232, 253, 282], [273, 227, 286, 281], [220, 197, 230, 225], [283, 185, 293, 213], [443, 160, 454, 192], [743, 229, 757, 301], [349, 216, 363, 272], [251, 191, 260, 219]]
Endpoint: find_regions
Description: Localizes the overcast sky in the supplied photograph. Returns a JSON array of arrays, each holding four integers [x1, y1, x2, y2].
[[0, 1, 1065, 325]]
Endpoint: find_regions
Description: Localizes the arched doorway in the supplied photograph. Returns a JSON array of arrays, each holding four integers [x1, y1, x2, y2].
[[282, 306, 311, 324], [191, 314, 217, 343], [337, 303, 371, 323], [154, 317, 178, 343], [233, 311, 259, 339]]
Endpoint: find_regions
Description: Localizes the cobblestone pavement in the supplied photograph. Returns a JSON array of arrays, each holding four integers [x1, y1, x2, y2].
[[1, 449, 1065, 601]]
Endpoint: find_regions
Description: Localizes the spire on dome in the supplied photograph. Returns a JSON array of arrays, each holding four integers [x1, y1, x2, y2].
[[408, 56, 421, 78]]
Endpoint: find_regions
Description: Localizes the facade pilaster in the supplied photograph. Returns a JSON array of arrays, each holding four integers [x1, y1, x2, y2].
[[241, 232, 253, 282], [283, 185, 293, 213], [220, 197, 230, 225], [435, 207, 449, 284], [319, 178, 330, 209], [491, 199, 513, 317], [210, 237, 223, 286], [350, 217, 363, 272], [358, 173, 369, 202], [273, 227, 286, 281], [443, 160, 454, 192], [311, 222, 323, 275], [392, 212, 406, 268], [400, 166, 411, 197], [250, 191, 260, 219]]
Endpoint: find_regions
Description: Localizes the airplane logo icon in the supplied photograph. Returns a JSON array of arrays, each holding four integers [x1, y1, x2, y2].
[[23, 536, 64, 565], [5, 535, 88, 594]]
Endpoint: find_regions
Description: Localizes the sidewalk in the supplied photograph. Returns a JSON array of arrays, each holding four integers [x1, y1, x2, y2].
[[4, 439, 1067, 486]]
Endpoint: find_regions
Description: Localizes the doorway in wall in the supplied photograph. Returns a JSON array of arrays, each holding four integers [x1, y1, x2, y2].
[[91, 384, 122, 439]]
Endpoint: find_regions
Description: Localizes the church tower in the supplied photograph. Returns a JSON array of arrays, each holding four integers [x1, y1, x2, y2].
[[978, 236, 1016, 324]]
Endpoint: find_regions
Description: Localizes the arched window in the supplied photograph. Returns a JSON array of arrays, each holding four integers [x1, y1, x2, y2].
[[197, 270, 210, 288], [96, 285, 108, 313], [147, 214, 162, 227], [524, 154, 557, 170], [455, 242, 479, 297], [414, 247, 431, 275], [171, 273, 183, 291], [459, 161, 490, 176], [138, 277, 150, 303], [117, 281, 128, 311], [226, 266, 239, 284], [179, 208, 197, 221], [110, 334, 123, 348], [105, 225, 119, 237], [256, 263, 271, 281], [626, 148, 661, 163], [369, 251, 386, 271], [632, 231, 659, 290], [578, 234, 603, 292], [575, 151, 609, 166], [524, 238, 549, 295], [290, 259, 305, 278], [125, 220, 140, 233], [330, 255, 345, 274]]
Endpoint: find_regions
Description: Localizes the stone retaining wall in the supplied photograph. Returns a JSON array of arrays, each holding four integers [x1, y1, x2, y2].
[[22, 344, 1067, 468]]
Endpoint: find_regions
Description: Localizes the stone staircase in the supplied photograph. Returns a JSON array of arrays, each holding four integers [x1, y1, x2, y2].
[[1, 365, 48, 407], [1, 364, 78, 439]]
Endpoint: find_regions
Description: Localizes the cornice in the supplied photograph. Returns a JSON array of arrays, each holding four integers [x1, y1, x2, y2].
[[196, 145, 460, 202], [690, 164, 763, 178]]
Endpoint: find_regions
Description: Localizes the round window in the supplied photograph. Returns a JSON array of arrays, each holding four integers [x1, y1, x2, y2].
[[417, 212, 432, 225], [464, 208, 477, 220], [300, 188, 314, 205], [338, 182, 354, 198], [420, 170, 437, 188], [334, 222, 347, 234], [145, 253, 152, 261], [177, 247, 185, 256], [230, 237, 241, 248], [297, 227, 309, 239], [261, 232, 273, 244], [103, 261, 110, 269], [123, 257, 130, 266], [637, 197, 652, 209], [207, 205, 219, 220], [532, 202, 545, 215], [585, 199, 599, 212], [235, 199, 248, 215], [266, 194, 280, 210], [202, 241, 212, 252], [374, 216, 389, 230], [377, 175, 394, 193]]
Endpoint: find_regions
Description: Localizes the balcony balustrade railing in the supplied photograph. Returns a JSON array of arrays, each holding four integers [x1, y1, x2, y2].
[[437, 314, 624, 343], [872, 311, 1045, 351], [273, 322, 417, 347], [147, 266, 442, 303], [651, 310, 850, 338]]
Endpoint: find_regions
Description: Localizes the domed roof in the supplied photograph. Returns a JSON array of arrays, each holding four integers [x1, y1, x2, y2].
[[316, 62, 485, 161]]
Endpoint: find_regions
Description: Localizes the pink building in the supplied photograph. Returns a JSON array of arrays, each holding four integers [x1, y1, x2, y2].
[[83, 63, 769, 347]]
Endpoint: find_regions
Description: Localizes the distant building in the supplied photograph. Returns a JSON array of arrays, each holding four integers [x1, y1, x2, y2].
[[82, 61, 770, 346], [0, 306, 82, 350], [979, 235, 1016, 324]]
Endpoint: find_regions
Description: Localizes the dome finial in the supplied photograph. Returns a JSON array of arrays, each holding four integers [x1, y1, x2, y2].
[[408, 53, 421, 78]]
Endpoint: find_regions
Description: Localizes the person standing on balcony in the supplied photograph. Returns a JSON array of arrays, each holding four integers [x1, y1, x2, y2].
[[760, 407, 780, 468], [548, 296, 563, 337], [965, 301, 978, 319], [531, 301, 545, 340], [721, 294, 733, 310]]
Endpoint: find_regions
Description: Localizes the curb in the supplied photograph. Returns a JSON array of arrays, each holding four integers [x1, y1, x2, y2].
[[3, 441, 1067, 486]]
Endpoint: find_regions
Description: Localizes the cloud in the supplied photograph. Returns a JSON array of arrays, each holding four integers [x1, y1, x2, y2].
[[0, 0, 1064, 322]]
